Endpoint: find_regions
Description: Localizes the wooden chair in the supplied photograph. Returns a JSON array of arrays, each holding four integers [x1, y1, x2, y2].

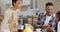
[[27, 16, 38, 25], [27, 16, 38, 31]]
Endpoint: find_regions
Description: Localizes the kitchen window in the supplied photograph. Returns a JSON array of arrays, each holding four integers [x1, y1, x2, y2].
[[30, 0, 39, 10]]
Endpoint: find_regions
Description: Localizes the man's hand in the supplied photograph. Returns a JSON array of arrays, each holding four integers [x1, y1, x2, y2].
[[42, 25, 51, 32]]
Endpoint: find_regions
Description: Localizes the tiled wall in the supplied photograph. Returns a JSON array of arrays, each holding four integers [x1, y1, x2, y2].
[[39, 0, 60, 13], [54, 0, 60, 13]]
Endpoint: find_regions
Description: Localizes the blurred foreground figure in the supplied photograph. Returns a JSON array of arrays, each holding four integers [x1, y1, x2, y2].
[[55, 11, 60, 32], [1, 0, 22, 32]]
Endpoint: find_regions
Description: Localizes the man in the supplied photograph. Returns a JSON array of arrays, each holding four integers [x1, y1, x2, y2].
[[37, 2, 55, 32], [55, 11, 60, 32], [1, 0, 22, 32]]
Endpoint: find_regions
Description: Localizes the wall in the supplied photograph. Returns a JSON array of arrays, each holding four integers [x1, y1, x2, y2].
[[54, 0, 60, 13], [0, 0, 12, 15]]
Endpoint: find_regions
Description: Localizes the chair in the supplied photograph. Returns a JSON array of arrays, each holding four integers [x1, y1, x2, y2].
[[27, 16, 38, 31]]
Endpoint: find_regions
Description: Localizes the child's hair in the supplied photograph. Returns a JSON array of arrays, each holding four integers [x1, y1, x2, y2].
[[56, 11, 60, 21], [56, 11, 60, 16]]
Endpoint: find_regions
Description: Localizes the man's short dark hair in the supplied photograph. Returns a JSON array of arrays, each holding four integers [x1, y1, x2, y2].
[[56, 11, 60, 16], [46, 2, 54, 7]]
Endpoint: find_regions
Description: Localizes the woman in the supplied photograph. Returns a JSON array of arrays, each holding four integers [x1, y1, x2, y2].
[[1, 0, 22, 32]]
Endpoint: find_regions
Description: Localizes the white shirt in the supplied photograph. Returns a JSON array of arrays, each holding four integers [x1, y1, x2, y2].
[[57, 21, 60, 32], [44, 15, 52, 25]]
